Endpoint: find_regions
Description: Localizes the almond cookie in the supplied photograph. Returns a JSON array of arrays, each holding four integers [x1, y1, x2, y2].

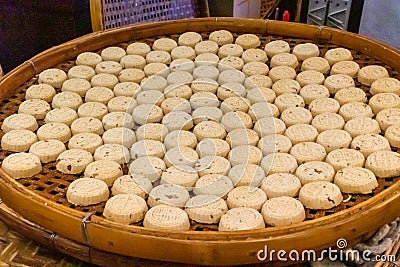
[[148, 184, 190, 208], [141, 75, 168, 91], [209, 30, 233, 46], [221, 111, 252, 132], [132, 104, 163, 125], [185, 195, 228, 224], [195, 53, 220, 67], [129, 156, 166, 181], [161, 165, 199, 188], [299, 181, 343, 209], [164, 130, 197, 150], [220, 96, 250, 113], [193, 174, 234, 198], [226, 128, 259, 147], [264, 40, 290, 57], [192, 106, 223, 124], [218, 44, 244, 58], [358, 65, 389, 86], [311, 112, 345, 132], [1, 114, 38, 133], [369, 93, 400, 115], [249, 102, 279, 121], [108, 96, 137, 114], [272, 79, 301, 96], [191, 78, 219, 94], [152, 37, 177, 53], [56, 149, 93, 174], [334, 87, 367, 105], [25, 84, 56, 102], [227, 163, 265, 187], [77, 102, 108, 120], [95, 61, 122, 75], [274, 93, 305, 113], [1, 129, 37, 152], [143, 62, 169, 77], [195, 155, 231, 177], [76, 52, 102, 68], [194, 40, 219, 55], [166, 71, 194, 85], [334, 167, 378, 194], [292, 43, 320, 60], [162, 111, 193, 131], [193, 65, 220, 81], [242, 62, 269, 77], [68, 133, 103, 154], [19, 99, 51, 119], [261, 196, 305, 226], [171, 46, 196, 60], [94, 144, 130, 164], [385, 124, 400, 147], [330, 60, 360, 77], [66, 178, 108, 206], [102, 127, 136, 148], [103, 194, 148, 224], [261, 173, 301, 198], [324, 47, 353, 65], [301, 57, 330, 74], [376, 108, 400, 131], [268, 66, 296, 82], [235, 34, 261, 49], [218, 69, 246, 85], [370, 77, 400, 95], [296, 161, 335, 185], [217, 82, 246, 100], [52, 91, 83, 111], [71, 117, 104, 135], [228, 145, 262, 166], [44, 108, 77, 127], [146, 50, 172, 64], [284, 124, 318, 145], [366, 150, 400, 178], [111, 174, 153, 198], [324, 74, 355, 94], [178, 31, 202, 47], [85, 86, 115, 105], [136, 123, 169, 142], [161, 97, 191, 114], [290, 142, 327, 164], [126, 42, 151, 56], [113, 82, 141, 97], [143, 205, 190, 230], [69, 63, 96, 80], [258, 134, 292, 155], [101, 46, 126, 61], [29, 140, 66, 163], [37, 122, 71, 143], [193, 121, 226, 141], [296, 70, 325, 87], [196, 138, 230, 158], [339, 102, 374, 121], [170, 58, 196, 73], [280, 107, 313, 127], [102, 112, 135, 130], [247, 87, 276, 105], [309, 98, 340, 116], [118, 68, 146, 83], [136, 90, 164, 106], [254, 117, 286, 136], [164, 146, 199, 167], [120, 54, 146, 69], [218, 56, 245, 71], [219, 207, 265, 231], [61, 78, 91, 97], [244, 74, 273, 89], [316, 129, 352, 153], [84, 159, 123, 186], [326, 148, 365, 171], [164, 84, 192, 99], [227, 186, 267, 210], [270, 53, 299, 69], [299, 84, 330, 105], [90, 73, 119, 89], [351, 134, 391, 157], [241, 48, 267, 63], [38, 68, 67, 88], [260, 152, 298, 174], [2, 152, 42, 178], [344, 117, 381, 138]]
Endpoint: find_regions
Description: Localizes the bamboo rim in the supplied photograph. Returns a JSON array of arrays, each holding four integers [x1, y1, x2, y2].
[[0, 18, 400, 265]]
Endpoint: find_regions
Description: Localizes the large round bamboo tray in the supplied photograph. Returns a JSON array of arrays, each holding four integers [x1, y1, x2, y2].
[[0, 18, 399, 266]]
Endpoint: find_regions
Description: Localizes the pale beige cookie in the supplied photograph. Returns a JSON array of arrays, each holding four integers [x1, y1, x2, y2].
[[77, 102, 108, 120], [147, 184, 189, 208], [193, 121, 226, 141], [274, 93, 305, 113], [178, 31, 202, 47], [334, 87, 367, 106], [44, 107, 77, 127], [170, 46, 196, 61], [162, 111, 193, 131], [164, 146, 199, 168], [136, 90, 164, 106], [385, 124, 400, 147], [376, 108, 400, 131], [102, 127, 136, 148], [118, 68, 146, 83], [296, 70, 325, 87], [195, 155, 231, 177], [217, 83, 246, 100], [38, 68, 67, 88], [193, 174, 234, 198], [241, 48, 268, 63], [84, 159, 123, 186], [263, 40, 290, 57], [61, 78, 91, 97], [209, 30, 233, 46], [247, 87, 276, 105], [66, 178, 109, 206], [68, 65, 96, 81], [268, 66, 297, 82], [141, 74, 168, 92], [358, 65, 389, 86], [324, 47, 353, 65], [136, 123, 169, 142], [52, 91, 83, 111], [164, 84, 192, 99], [102, 112, 135, 130], [56, 149, 93, 174], [196, 138, 230, 158], [351, 134, 391, 157], [326, 148, 365, 171], [195, 53, 220, 67], [218, 44, 244, 58], [316, 129, 352, 153], [299, 84, 330, 105], [221, 111, 252, 132], [330, 61, 360, 77], [129, 156, 166, 181], [339, 102, 374, 121], [132, 104, 163, 125], [290, 142, 327, 164], [95, 61, 122, 75], [108, 96, 137, 114], [1, 152, 41, 178], [143, 205, 190, 230], [185, 195, 228, 224], [235, 34, 261, 49], [191, 78, 219, 94], [170, 58, 196, 73], [152, 37, 177, 53], [258, 134, 292, 155], [126, 42, 151, 56], [296, 161, 335, 185], [130, 139, 165, 159], [344, 117, 381, 138], [226, 128, 259, 148], [261, 172, 301, 198], [1, 129, 37, 152], [90, 73, 119, 89], [260, 152, 298, 174], [228, 145, 262, 166], [101, 46, 126, 61], [218, 56, 245, 71], [270, 53, 299, 68], [111, 174, 153, 198], [292, 43, 320, 60], [219, 207, 265, 231], [146, 51, 171, 65], [334, 167, 378, 194], [271, 79, 301, 96], [143, 63, 169, 77], [94, 144, 130, 164], [369, 93, 400, 115], [193, 65, 220, 81], [311, 112, 345, 132], [161, 165, 199, 188], [25, 84, 56, 102], [29, 140, 66, 163], [301, 56, 330, 73], [227, 163, 265, 187], [299, 181, 343, 209], [164, 130, 197, 150], [261, 196, 305, 226], [103, 194, 148, 224], [244, 74, 273, 89], [249, 102, 279, 121], [120, 54, 146, 69], [242, 62, 269, 77], [254, 117, 286, 137], [195, 40, 219, 55], [37, 122, 71, 143], [18, 99, 51, 119], [71, 117, 104, 135], [76, 52, 102, 68], [113, 82, 141, 97], [365, 150, 400, 178], [218, 69, 246, 85], [161, 97, 191, 114], [285, 124, 318, 145], [1, 114, 38, 133], [227, 186, 267, 211], [220, 96, 250, 114], [68, 133, 103, 154], [370, 77, 400, 95], [309, 98, 340, 116], [192, 107, 223, 124], [280, 107, 313, 127], [166, 71, 194, 85]]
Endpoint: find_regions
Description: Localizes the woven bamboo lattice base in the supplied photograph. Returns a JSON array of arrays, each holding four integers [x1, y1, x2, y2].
[[0, 18, 399, 265]]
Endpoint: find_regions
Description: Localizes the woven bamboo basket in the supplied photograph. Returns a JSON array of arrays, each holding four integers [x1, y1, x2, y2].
[[0, 18, 399, 266]]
